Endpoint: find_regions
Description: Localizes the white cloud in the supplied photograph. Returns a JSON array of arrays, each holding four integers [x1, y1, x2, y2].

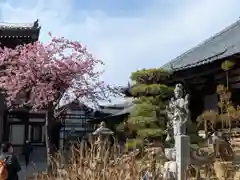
[[1, 0, 240, 86]]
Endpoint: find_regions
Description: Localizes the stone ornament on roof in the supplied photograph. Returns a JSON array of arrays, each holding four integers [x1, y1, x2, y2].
[[33, 19, 39, 28]]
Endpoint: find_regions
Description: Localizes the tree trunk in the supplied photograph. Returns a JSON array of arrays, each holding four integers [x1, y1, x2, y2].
[[45, 110, 54, 172]]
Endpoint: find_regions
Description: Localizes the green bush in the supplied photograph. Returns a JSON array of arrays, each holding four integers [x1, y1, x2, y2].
[[123, 68, 173, 141], [125, 138, 143, 150]]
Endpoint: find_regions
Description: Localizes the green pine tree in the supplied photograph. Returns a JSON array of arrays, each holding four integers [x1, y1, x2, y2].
[[126, 68, 173, 145]]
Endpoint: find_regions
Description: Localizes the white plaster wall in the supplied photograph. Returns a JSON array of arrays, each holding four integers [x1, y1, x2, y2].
[[9, 124, 25, 145]]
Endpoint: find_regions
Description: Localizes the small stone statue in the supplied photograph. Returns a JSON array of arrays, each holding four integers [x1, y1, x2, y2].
[[93, 121, 113, 159], [166, 83, 190, 142], [163, 148, 177, 179], [92, 121, 114, 136]]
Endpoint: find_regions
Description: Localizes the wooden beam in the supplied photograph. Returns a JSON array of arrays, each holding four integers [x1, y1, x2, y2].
[[215, 68, 240, 80], [229, 75, 240, 83], [170, 56, 240, 83], [0, 29, 39, 39], [171, 67, 220, 82]]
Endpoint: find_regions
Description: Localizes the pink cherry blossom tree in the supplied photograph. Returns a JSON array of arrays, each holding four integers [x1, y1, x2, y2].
[[0, 34, 117, 166]]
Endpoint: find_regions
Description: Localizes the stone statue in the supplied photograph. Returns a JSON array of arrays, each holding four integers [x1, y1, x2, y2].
[[93, 121, 113, 159], [164, 84, 191, 180], [166, 83, 190, 142], [163, 148, 177, 179], [92, 121, 114, 136]]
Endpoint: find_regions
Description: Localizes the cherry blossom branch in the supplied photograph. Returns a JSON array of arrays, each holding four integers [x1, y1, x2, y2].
[[0, 34, 120, 114]]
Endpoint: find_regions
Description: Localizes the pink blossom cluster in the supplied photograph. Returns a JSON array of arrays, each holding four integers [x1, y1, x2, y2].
[[0, 34, 109, 110]]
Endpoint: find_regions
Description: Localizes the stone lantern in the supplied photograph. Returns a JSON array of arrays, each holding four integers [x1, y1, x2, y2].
[[92, 121, 114, 136], [92, 121, 113, 159]]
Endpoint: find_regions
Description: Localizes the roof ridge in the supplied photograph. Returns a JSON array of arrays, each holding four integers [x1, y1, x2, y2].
[[0, 20, 40, 29], [0, 22, 33, 27], [0, 21, 32, 24], [168, 18, 240, 67], [174, 35, 240, 71]]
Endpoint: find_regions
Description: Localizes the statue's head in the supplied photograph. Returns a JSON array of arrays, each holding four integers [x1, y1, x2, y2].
[[100, 121, 106, 128], [174, 83, 184, 98]]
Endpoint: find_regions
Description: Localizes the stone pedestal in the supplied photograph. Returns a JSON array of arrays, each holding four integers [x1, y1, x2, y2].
[[164, 148, 177, 179], [175, 135, 190, 180]]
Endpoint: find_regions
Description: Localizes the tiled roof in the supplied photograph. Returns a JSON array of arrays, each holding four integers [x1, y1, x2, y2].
[[0, 20, 40, 30], [99, 98, 134, 115], [163, 19, 240, 71], [111, 104, 135, 116]]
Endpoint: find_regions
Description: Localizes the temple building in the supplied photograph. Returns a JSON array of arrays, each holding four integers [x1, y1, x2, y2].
[[0, 21, 40, 48], [0, 21, 120, 147], [114, 20, 240, 134], [59, 100, 97, 146], [0, 21, 41, 146], [0, 21, 98, 147], [162, 19, 240, 128]]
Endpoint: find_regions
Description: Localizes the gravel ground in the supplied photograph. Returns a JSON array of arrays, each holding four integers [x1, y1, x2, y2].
[[14, 147, 47, 180]]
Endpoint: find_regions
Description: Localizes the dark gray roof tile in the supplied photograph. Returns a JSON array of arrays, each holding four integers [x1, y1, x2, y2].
[[0, 20, 40, 30], [163, 20, 240, 71]]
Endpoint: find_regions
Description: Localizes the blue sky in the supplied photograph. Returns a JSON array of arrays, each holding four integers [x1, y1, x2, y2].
[[1, 0, 240, 87]]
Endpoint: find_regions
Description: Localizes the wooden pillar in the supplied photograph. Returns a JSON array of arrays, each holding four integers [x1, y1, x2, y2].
[[24, 112, 29, 142], [2, 111, 8, 142]]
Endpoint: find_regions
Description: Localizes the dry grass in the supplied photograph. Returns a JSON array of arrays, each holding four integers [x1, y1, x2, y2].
[[30, 139, 166, 180], [29, 138, 240, 180]]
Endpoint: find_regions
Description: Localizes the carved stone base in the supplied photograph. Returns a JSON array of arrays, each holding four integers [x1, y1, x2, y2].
[[164, 135, 190, 180], [175, 135, 190, 180], [164, 148, 177, 179]]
